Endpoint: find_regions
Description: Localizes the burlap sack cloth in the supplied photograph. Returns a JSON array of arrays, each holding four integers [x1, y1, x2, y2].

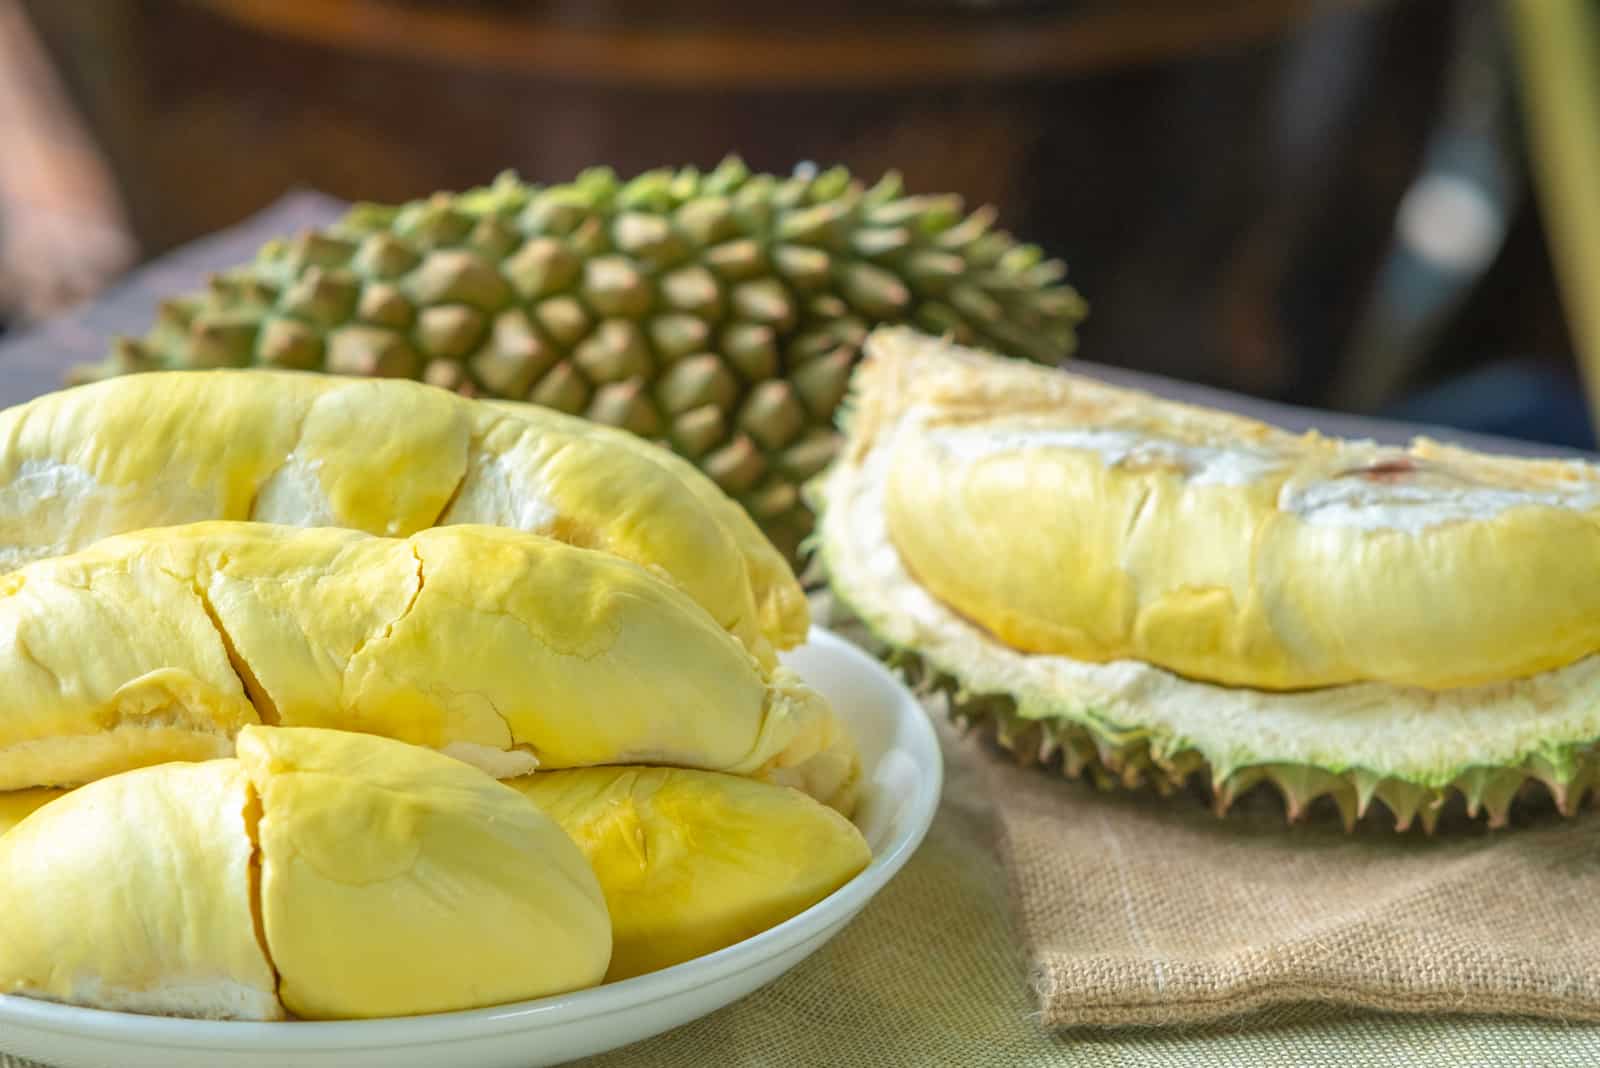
[[6, 195, 1600, 1065]]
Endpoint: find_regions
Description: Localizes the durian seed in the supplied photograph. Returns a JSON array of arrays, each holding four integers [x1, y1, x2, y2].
[[468, 215, 520, 260], [738, 380, 805, 449], [286, 231, 357, 271], [791, 346, 853, 417], [807, 293, 849, 321], [702, 434, 765, 493], [257, 318, 323, 369], [356, 283, 415, 329], [658, 353, 738, 414], [351, 233, 420, 281], [660, 264, 724, 318], [674, 196, 738, 247], [503, 237, 580, 300], [838, 262, 910, 319], [669, 404, 727, 458], [612, 212, 685, 264], [468, 309, 553, 395], [417, 305, 486, 360], [777, 201, 851, 247], [423, 358, 468, 391], [406, 250, 512, 311], [703, 239, 767, 281], [327, 326, 420, 378], [730, 279, 795, 330], [280, 268, 359, 328], [528, 360, 590, 412], [580, 256, 653, 319], [742, 478, 799, 521], [773, 244, 832, 291], [776, 428, 839, 480], [187, 315, 259, 368], [573, 319, 651, 383], [852, 227, 912, 259], [533, 295, 590, 347], [721, 322, 779, 381], [587, 381, 664, 436], [649, 314, 711, 363]]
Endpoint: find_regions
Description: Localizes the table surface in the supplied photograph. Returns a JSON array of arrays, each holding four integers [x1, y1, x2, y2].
[[2, 194, 1597, 1068]]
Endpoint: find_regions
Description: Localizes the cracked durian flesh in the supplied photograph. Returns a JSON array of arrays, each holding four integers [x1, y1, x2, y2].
[[0, 370, 807, 661], [0, 522, 856, 813], [815, 328, 1600, 828], [511, 767, 870, 981], [0, 726, 610, 1020]]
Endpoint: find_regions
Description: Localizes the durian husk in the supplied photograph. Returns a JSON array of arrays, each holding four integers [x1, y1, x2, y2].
[[68, 159, 1086, 561], [810, 337, 1600, 834]]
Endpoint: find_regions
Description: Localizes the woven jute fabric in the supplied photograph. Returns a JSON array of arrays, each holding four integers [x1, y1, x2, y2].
[[983, 735, 1600, 1030]]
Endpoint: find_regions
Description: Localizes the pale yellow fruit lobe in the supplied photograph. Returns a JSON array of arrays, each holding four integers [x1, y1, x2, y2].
[[0, 370, 806, 658], [513, 767, 870, 981], [0, 523, 854, 809], [239, 726, 610, 1019], [0, 760, 281, 1020], [865, 327, 1600, 691]]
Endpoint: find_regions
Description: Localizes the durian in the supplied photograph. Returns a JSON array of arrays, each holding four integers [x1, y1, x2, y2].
[[0, 726, 611, 1020], [0, 521, 856, 815], [69, 160, 1086, 558], [0, 369, 807, 663], [510, 766, 870, 982], [814, 328, 1600, 830]]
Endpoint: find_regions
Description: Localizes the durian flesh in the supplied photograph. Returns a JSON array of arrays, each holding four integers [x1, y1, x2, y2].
[[0, 521, 857, 814], [511, 767, 870, 982], [0, 726, 612, 1020], [0, 369, 806, 663], [815, 328, 1600, 829]]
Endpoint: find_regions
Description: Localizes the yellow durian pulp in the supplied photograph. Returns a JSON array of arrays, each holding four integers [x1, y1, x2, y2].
[[512, 767, 870, 981], [0, 522, 856, 811], [0, 726, 611, 1020], [861, 327, 1600, 691], [0, 370, 807, 660]]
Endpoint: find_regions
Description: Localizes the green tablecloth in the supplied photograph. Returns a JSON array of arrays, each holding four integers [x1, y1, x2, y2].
[[2, 195, 1596, 1067]]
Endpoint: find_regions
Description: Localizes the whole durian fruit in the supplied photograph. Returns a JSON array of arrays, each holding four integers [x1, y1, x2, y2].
[[70, 159, 1085, 557]]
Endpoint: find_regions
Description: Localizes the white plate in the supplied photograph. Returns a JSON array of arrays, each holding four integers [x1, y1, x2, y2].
[[0, 626, 942, 1068]]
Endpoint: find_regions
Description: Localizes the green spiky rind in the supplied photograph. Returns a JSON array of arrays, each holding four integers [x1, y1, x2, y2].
[[73, 159, 1085, 561]]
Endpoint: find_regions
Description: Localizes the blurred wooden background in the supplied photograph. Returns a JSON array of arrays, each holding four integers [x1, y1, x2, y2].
[[5, 0, 1580, 430]]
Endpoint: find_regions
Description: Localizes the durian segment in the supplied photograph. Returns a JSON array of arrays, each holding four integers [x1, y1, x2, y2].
[[0, 787, 63, 836], [0, 760, 282, 1020], [853, 327, 1600, 691], [511, 766, 870, 981], [238, 726, 610, 1019], [70, 159, 1086, 558], [0, 370, 804, 660], [815, 330, 1600, 828], [0, 522, 855, 810]]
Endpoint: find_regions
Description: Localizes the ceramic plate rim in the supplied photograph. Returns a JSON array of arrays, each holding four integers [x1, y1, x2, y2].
[[0, 625, 942, 1052]]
